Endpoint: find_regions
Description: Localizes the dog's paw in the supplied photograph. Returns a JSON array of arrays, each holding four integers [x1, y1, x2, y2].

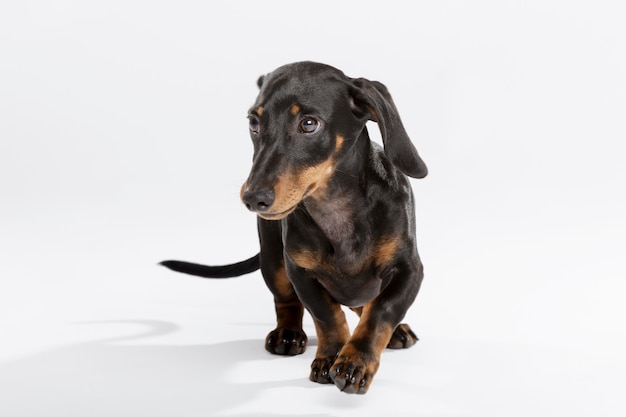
[[387, 323, 418, 349], [329, 351, 378, 394], [265, 328, 307, 356], [309, 356, 336, 384]]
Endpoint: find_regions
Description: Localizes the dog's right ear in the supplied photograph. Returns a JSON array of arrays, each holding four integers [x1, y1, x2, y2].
[[257, 75, 266, 89]]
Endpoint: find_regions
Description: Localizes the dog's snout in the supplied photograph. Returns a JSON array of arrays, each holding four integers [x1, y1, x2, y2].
[[242, 189, 275, 212]]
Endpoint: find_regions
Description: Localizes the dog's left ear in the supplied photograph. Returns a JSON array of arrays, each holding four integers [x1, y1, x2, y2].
[[349, 78, 428, 179], [257, 75, 266, 89]]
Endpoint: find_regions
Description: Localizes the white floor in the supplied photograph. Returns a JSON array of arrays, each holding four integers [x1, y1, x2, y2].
[[1, 2, 625, 416], [0, 214, 624, 417]]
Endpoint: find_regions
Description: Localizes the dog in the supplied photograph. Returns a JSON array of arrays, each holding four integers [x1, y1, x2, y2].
[[161, 61, 427, 394]]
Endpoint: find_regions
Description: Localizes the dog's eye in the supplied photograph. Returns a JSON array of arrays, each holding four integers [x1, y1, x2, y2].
[[299, 117, 321, 134], [248, 116, 260, 134]]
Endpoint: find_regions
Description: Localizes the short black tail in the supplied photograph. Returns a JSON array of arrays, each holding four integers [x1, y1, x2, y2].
[[159, 254, 260, 278]]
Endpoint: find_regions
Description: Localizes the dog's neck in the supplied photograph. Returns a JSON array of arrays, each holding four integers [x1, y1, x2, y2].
[[304, 191, 356, 242], [302, 131, 374, 260]]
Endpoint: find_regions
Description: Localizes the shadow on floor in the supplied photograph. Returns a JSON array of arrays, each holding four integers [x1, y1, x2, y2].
[[0, 320, 320, 417]]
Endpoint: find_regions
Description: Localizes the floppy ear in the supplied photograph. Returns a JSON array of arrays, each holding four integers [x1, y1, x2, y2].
[[256, 75, 266, 89], [349, 78, 428, 178]]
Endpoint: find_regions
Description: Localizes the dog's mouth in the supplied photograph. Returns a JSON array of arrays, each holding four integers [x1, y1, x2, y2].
[[303, 183, 317, 198], [257, 205, 298, 220], [257, 183, 318, 221]]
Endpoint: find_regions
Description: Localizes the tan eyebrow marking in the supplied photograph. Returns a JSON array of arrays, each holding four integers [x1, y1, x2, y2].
[[290, 104, 300, 116], [257, 106, 264, 116]]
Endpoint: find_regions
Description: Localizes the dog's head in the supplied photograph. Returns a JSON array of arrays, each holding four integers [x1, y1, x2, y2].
[[241, 61, 427, 220]]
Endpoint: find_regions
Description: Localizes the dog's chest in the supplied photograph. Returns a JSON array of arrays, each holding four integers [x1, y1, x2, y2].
[[286, 245, 385, 307], [283, 206, 368, 274], [283, 218, 391, 307]]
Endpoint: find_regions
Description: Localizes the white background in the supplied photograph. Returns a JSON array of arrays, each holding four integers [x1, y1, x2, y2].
[[1, 1, 625, 416]]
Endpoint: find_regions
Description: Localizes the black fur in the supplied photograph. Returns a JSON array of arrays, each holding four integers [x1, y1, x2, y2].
[[159, 255, 259, 278], [161, 61, 427, 394]]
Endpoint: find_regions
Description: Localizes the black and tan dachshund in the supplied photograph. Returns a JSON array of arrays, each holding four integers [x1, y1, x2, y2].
[[161, 61, 428, 394]]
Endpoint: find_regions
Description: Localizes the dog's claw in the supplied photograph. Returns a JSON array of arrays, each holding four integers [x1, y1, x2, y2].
[[309, 356, 335, 384], [329, 354, 374, 394], [387, 323, 418, 349], [265, 328, 307, 356]]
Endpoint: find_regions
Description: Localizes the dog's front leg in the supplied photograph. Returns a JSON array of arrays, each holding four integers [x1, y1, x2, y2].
[[328, 302, 396, 394], [258, 219, 307, 356], [284, 265, 351, 385], [333, 271, 421, 394], [309, 295, 351, 385]]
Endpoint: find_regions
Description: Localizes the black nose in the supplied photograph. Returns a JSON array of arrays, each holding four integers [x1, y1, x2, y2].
[[242, 189, 275, 212]]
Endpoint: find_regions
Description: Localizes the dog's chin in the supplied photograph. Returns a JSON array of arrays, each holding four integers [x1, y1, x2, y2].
[[257, 205, 298, 221]]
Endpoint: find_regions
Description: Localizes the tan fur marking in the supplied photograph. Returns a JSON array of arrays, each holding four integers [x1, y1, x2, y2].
[[330, 302, 396, 392], [351, 303, 395, 353], [355, 325, 394, 353], [313, 303, 350, 351], [290, 104, 300, 116], [262, 134, 345, 218], [269, 157, 335, 216], [274, 265, 294, 298], [290, 248, 320, 270], [257, 106, 264, 116], [273, 265, 304, 328], [335, 134, 345, 151], [374, 236, 400, 266], [270, 171, 304, 215], [350, 306, 364, 317], [301, 158, 335, 197]]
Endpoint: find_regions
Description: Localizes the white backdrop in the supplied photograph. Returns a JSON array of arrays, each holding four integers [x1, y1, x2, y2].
[[1, 1, 625, 416]]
